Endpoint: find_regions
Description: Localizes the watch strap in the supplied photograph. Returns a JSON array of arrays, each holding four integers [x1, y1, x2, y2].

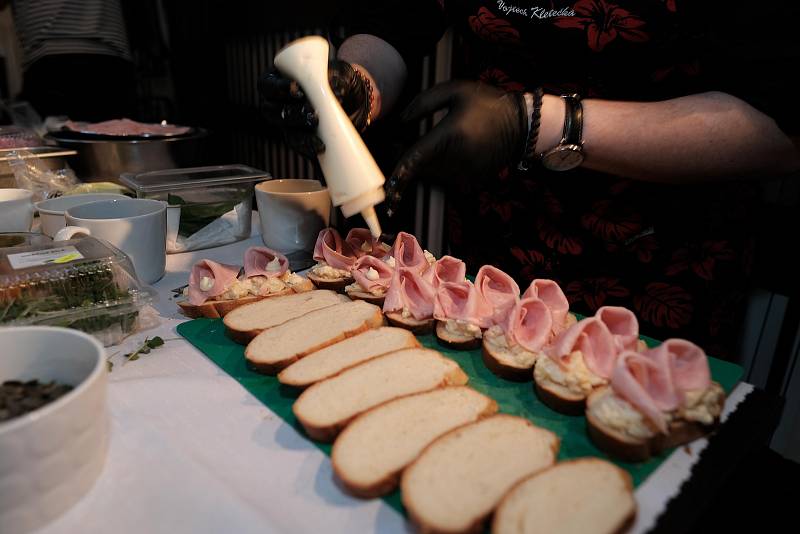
[[561, 93, 582, 146]]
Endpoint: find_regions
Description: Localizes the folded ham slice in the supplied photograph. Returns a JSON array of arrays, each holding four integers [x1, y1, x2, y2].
[[504, 297, 554, 353], [546, 317, 617, 379], [424, 255, 466, 288], [652, 339, 711, 392], [243, 247, 288, 279], [595, 306, 640, 352], [390, 232, 428, 273], [475, 265, 520, 326], [352, 255, 393, 293], [345, 228, 387, 258], [523, 279, 570, 333], [187, 259, 241, 306], [313, 228, 357, 270], [383, 268, 437, 320], [434, 280, 494, 329], [611, 350, 680, 434]]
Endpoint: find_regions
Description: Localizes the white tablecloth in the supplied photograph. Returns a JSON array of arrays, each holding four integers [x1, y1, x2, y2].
[[35, 220, 752, 534]]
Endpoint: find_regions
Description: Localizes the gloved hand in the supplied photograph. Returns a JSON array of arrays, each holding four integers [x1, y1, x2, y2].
[[385, 80, 527, 215], [258, 60, 371, 159]]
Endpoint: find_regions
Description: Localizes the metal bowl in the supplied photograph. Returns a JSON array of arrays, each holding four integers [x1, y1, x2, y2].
[[45, 128, 211, 184]]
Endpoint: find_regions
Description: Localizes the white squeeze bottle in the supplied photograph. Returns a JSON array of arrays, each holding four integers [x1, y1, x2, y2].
[[274, 36, 384, 238]]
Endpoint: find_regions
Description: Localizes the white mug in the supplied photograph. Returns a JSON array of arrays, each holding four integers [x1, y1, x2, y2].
[[54, 198, 167, 284], [0, 188, 35, 232], [255, 179, 331, 254], [35, 193, 130, 238]]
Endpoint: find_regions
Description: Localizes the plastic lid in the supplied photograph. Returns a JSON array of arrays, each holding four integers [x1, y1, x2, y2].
[[119, 164, 270, 194]]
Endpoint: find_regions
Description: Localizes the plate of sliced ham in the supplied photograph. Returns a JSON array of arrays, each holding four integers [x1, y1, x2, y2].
[[62, 118, 193, 138]]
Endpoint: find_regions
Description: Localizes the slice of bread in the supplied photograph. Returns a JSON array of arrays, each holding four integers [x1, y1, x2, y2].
[[435, 320, 482, 350], [223, 290, 349, 344], [401, 415, 559, 534], [585, 386, 723, 462], [345, 286, 386, 306], [332, 387, 498, 498], [532, 357, 592, 415], [293, 349, 468, 442], [244, 300, 384, 374], [385, 311, 435, 334], [492, 459, 636, 534], [278, 327, 420, 388], [307, 272, 353, 292], [177, 294, 270, 319], [481, 337, 540, 382]]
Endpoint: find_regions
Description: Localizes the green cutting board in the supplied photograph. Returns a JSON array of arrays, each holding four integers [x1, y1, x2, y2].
[[177, 318, 742, 516]]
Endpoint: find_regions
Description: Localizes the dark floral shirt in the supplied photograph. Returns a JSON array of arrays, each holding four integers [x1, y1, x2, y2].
[[346, 0, 798, 360]]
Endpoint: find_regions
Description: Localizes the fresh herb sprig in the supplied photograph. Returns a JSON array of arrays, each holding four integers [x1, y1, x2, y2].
[[105, 336, 179, 371]]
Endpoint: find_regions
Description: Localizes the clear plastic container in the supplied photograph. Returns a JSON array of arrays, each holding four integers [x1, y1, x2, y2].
[[120, 165, 269, 253], [0, 236, 154, 346]]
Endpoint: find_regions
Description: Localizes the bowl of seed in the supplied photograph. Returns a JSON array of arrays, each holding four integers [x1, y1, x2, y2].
[[0, 326, 108, 533]]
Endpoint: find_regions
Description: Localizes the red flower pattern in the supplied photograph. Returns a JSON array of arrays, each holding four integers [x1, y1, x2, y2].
[[581, 200, 642, 243], [666, 241, 735, 280], [634, 283, 693, 329], [479, 68, 525, 92], [537, 216, 583, 255], [565, 277, 630, 310], [554, 0, 649, 52], [627, 234, 658, 263], [468, 7, 521, 45], [511, 247, 547, 281], [479, 191, 523, 222]]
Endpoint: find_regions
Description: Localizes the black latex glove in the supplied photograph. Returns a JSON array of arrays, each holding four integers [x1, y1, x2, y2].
[[258, 60, 370, 159], [385, 80, 527, 215]]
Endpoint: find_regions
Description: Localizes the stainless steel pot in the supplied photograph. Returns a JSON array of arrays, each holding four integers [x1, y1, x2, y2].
[[45, 128, 210, 184]]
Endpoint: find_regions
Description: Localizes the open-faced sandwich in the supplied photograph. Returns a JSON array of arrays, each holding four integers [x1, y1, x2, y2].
[[586, 338, 725, 462], [533, 306, 642, 414], [177, 246, 314, 319], [382, 267, 437, 334], [307, 228, 357, 291], [482, 279, 576, 381], [345, 255, 393, 306], [433, 279, 494, 350], [390, 231, 437, 271]]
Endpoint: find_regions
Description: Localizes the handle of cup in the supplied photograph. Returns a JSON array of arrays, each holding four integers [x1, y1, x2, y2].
[[53, 225, 92, 241]]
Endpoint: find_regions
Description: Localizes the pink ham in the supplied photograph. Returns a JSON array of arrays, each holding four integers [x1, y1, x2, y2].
[[351, 255, 393, 293], [383, 267, 437, 320], [345, 228, 388, 258], [595, 306, 640, 352], [654, 339, 711, 392], [523, 279, 570, 332], [546, 317, 617, 379], [475, 265, 520, 326], [424, 255, 467, 288], [243, 246, 288, 279], [611, 350, 681, 434], [313, 228, 356, 270], [433, 280, 494, 329], [505, 297, 553, 352], [187, 260, 241, 306], [390, 231, 428, 273]]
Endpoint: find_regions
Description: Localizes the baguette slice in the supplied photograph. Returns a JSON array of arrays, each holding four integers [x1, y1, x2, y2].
[[585, 385, 724, 462], [278, 327, 420, 388], [532, 356, 593, 415], [307, 272, 353, 292], [223, 289, 349, 344], [177, 294, 275, 319], [435, 320, 482, 350], [385, 312, 435, 334], [293, 348, 468, 442], [481, 337, 541, 382], [345, 286, 386, 306], [332, 387, 498, 498], [492, 459, 636, 534], [245, 300, 384, 374], [401, 415, 559, 534]]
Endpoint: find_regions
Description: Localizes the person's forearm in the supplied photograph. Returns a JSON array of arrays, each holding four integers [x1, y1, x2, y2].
[[337, 34, 407, 120], [534, 91, 800, 183]]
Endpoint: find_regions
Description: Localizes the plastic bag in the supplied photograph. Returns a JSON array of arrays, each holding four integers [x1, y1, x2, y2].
[[8, 149, 80, 201]]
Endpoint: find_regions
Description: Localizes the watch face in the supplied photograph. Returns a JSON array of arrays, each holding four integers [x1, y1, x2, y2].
[[542, 145, 584, 171]]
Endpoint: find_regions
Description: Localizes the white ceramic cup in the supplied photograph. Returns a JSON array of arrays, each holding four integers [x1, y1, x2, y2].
[[255, 179, 331, 254], [0, 326, 108, 534], [35, 193, 130, 238], [53, 198, 167, 284], [0, 188, 35, 232]]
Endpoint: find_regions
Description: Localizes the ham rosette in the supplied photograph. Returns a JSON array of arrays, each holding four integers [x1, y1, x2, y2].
[[546, 317, 618, 379], [423, 255, 466, 288], [383, 267, 436, 320], [187, 259, 241, 306], [351, 255, 393, 293], [390, 231, 428, 273], [345, 228, 389, 258], [434, 280, 494, 329], [474, 265, 520, 326], [243, 246, 288, 279], [503, 297, 554, 353], [595, 306, 641, 352], [313, 228, 357, 270], [523, 279, 570, 334]]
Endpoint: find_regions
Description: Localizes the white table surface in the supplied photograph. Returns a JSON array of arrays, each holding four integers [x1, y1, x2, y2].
[[34, 221, 753, 534]]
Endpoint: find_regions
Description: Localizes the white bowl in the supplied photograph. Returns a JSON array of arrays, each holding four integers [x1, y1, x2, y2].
[[35, 193, 129, 237], [0, 326, 108, 534]]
